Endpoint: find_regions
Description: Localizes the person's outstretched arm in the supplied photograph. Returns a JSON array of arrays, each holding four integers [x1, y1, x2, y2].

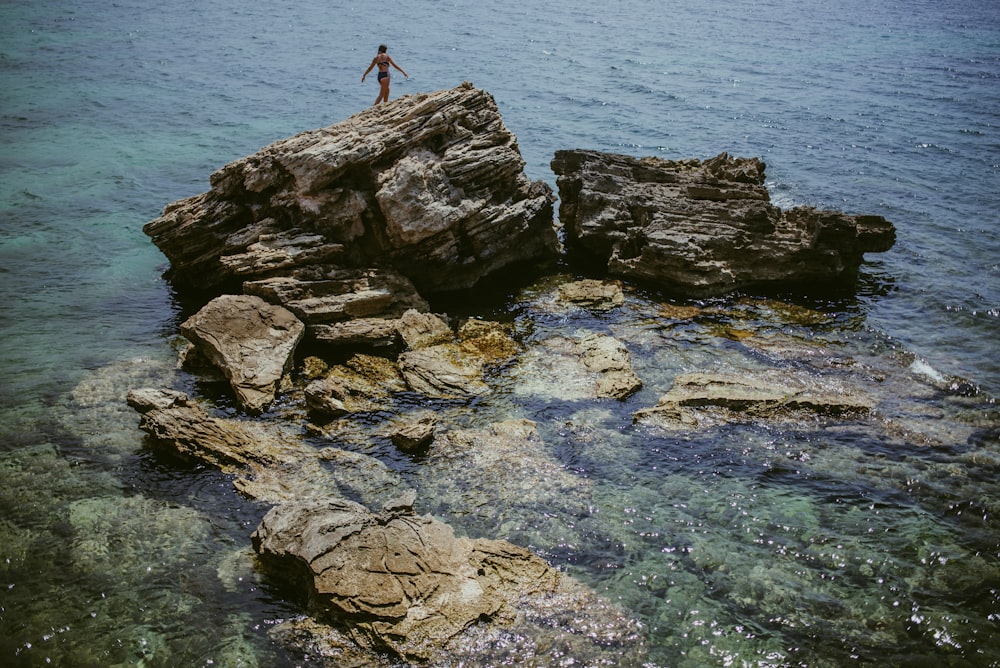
[[388, 56, 408, 78]]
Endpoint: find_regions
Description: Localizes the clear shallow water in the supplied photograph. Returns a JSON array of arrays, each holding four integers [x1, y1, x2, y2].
[[1, 0, 998, 665]]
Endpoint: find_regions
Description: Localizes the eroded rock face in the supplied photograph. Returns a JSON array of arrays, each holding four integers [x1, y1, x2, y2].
[[250, 495, 562, 661], [144, 83, 559, 302], [179, 295, 304, 413], [552, 149, 895, 297]]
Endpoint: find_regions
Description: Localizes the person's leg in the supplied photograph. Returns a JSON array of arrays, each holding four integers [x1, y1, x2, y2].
[[377, 76, 390, 104]]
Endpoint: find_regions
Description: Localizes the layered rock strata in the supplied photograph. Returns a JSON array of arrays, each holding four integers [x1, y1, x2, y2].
[[143, 83, 559, 317], [251, 495, 561, 661], [552, 149, 895, 296]]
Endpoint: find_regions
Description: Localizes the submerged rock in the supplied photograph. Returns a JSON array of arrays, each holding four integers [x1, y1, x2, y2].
[[144, 83, 559, 302], [388, 412, 438, 452], [511, 332, 642, 401], [633, 369, 875, 430], [552, 149, 895, 297]]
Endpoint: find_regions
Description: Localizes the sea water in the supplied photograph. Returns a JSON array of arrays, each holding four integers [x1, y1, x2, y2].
[[1, 0, 998, 665]]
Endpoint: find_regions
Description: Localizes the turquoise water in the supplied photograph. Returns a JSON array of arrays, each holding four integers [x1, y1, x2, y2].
[[1, 0, 998, 665]]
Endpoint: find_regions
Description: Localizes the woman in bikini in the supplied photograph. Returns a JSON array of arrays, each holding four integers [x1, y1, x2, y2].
[[361, 44, 408, 106]]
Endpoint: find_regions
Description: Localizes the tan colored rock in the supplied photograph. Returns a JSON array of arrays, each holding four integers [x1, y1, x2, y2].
[[127, 388, 401, 506], [251, 496, 561, 661], [458, 319, 521, 363], [634, 369, 875, 430], [557, 278, 625, 311], [389, 414, 438, 452], [243, 267, 428, 328], [511, 333, 641, 401], [398, 343, 489, 399], [179, 294, 304, 413], [304, 353, 406, 419], [580, 332, 643, 400], [396, 309, 453, 350]]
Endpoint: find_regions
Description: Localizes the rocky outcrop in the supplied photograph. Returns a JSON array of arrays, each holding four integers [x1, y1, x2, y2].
[[179, 295, 304, 413], [251, 494, 562, 662], [144, 83, 559, 318], [127, 385, 645, 664], [552, 149, 895, 297]]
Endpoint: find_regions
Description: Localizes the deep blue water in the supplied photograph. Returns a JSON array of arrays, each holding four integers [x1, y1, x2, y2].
[[1, 0, 998, 665]]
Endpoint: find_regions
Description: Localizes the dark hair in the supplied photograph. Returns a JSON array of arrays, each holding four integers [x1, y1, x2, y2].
[[378, 44, 387, 53]]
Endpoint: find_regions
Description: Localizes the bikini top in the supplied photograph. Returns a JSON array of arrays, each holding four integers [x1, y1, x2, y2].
[[376, 56, 390, 69]]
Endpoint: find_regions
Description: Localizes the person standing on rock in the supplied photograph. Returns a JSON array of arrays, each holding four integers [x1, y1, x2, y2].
[[362, 44, 408, 106]]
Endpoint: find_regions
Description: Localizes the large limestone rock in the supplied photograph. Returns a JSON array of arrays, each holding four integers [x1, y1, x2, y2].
[[144, 83, 559, 307], [552, 149, 895, 297], [251, 495, 563, 661], [180, 294, 304, 413]]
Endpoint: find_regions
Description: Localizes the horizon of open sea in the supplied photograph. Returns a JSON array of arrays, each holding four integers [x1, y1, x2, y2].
[[2, 0, 998, 665]]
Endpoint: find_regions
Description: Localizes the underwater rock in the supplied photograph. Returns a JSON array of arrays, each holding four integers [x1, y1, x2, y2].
[[250, 495, 562, 662], [551, 149, 896, 297], [144, 82, 559, 298], [418, 419, 595, 540], [389, 413, 438, 452], [179, 294, 304, 413], [633, 369, 875, 429], [579, 332, 643, 400], [511, 332, 641, 401]]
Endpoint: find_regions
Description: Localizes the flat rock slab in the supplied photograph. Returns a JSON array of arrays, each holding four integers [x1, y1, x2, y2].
[[180, 294, 304, 413], [511, 332, 642, 401], [634, 369, 875, 430]]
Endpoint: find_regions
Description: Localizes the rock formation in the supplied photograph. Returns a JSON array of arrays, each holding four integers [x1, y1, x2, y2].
[[552, 149, 895, 297], [127, 385, 646, 664], [509, 332, 642, 402], [127, 84, 926, 665], [179, 294, 304, 413], [633, 368, 875, 430], [143, 83, 560, 328], [251, 494, 562, 662]]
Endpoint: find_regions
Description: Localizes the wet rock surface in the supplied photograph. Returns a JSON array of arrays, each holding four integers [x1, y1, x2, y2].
[[633, 368, 875, 429]]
